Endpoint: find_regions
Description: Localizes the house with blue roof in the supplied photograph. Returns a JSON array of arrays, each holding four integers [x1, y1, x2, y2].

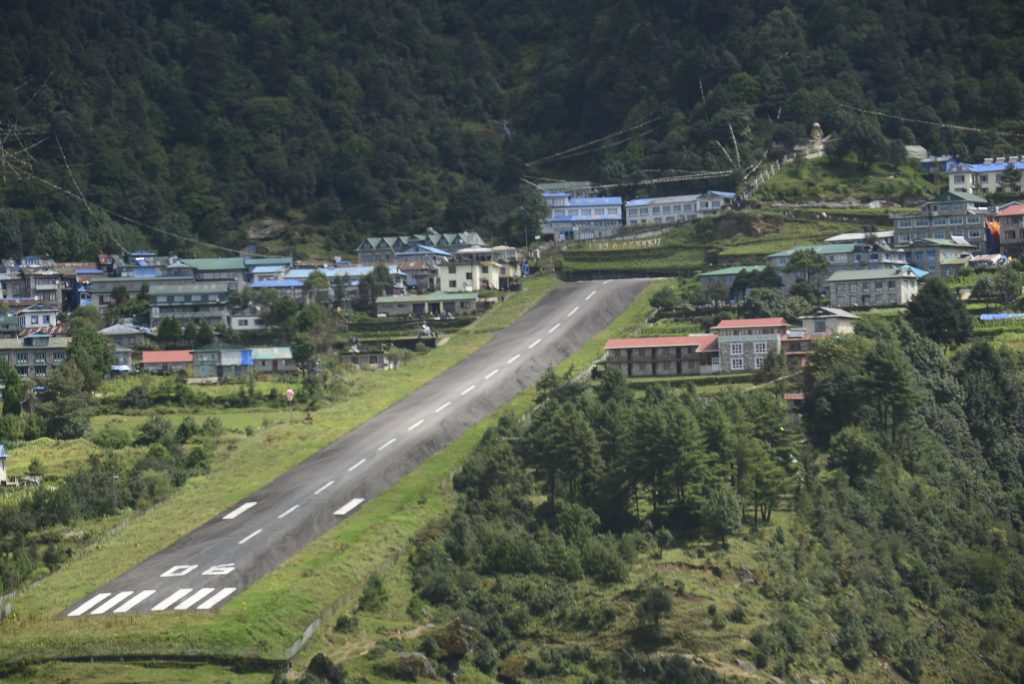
[[624, 191, 735, 228], [541, 192, 623, 241], [949, 157, 1024, 196]]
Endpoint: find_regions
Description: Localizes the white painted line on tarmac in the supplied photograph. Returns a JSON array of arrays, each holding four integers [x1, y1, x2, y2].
[[548, 323, 560, 333], [586, 290, 596, 300], [238, 529, 263, 545], [222, 501, 257, 520], [68, 593, 111, 617], [484, 369, 499, 379], [334, 498, 365, 516], [408, 419, 424, 431], [567, 306, 580, 317], [90, 591, 134, 615], [314, 481, 335, 495], [197, 587, 237, 610], [603, 279, 611, 284], [348, 458, 367, 472], [460, 385, 476, 396], [174, 587, 216, 610], [113, 590, 155, 613], [529, 338, 542, 349], [378, 438, 397, 451], [278, 505, 299, 519], [507, 354, 521, 364], [435, 401, 451, 413], [151, 589, 193, 612]]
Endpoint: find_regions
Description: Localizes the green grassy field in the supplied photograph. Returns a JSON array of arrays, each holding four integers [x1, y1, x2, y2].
[[752, 156, 939, 204], [0, 276, 660, 679]]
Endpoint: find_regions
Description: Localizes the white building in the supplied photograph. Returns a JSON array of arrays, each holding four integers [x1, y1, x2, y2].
[[540, 193, 623, 241], [824, 266, 921, 309], [948, 158, 1024, 195], [624, 191, 735, 227]]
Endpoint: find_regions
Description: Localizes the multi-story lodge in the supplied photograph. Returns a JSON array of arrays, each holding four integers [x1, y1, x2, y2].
[[766, 242, 907, 288], [540, 193, 623, 241], [624, 191, 735, 227], [996, 202, 1024, 256], [824, 265, 921, 309], [892, 191, 990, 252], [711, 317, 790, 373], [357, 230, 485, 263], [948, 157, 1024, 196], [149, 281, 233, 326], [604, 334, 720, 378], [0, 333, 70, 379]]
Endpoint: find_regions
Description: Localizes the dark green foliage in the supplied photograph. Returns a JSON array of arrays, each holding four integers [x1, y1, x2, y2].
[[69, 320, 115, 392], [649, 286, 679, 312], [358, 572, 389, 612], [635, 585, 673, 634], [906, 279, 972, 346]]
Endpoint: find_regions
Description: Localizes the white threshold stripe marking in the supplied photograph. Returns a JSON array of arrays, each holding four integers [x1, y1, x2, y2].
[[378, 438, 397, 451], [434, 401, 451, 413], [548, 323, 560, 333], [567, 306, 580, 317], [507, 354, 521, 364], [91, 591, 134, 615], [113, 590, 155, 613], [314, 481, 335, 495], [586, 290, 596, 300], [484, 369, 498, 379], [278, 504, 299, 519], [197, 587, 237, 610], [152, 589, 193, 612], [69, 593, 111, 616], [238, 529, 263, 545], [348, 458, 367, 472], [334, 498, 365, 516], [174, 587, 216, 610], [528, 338, 542, 349], [408, 419, 424, 431], [222, 501, 257, 520], [460, 385, 476, 396]]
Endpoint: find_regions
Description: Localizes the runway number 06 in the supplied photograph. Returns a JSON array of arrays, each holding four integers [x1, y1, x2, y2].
[[160, 563, 236, 578]]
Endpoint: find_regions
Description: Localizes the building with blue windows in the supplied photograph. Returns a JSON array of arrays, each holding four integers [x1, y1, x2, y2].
[[540, 192, 623, 241]]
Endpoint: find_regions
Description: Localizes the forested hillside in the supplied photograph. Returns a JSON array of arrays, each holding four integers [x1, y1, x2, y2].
[[2, 1, 1024, 258]]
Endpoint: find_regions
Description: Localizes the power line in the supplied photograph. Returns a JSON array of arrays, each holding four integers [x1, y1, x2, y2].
[[835, 101, 1024, 139], [526, 117, 660, 165]]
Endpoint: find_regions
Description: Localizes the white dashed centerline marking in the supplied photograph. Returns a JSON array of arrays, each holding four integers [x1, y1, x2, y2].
[[278, 505, 299, 519], [348, 458, 367, 472], [174, 588, 216, 610], [197, 587, 237, 610], [435, 402, 451, 413], [567, 306, 580, 317], [461, 385, 476, 396], [378, 438, 397, 451], [528, 338, 542, 349], [334, 498, 365, 516], [507, 354, 521, 364], [91, 591, 134, 615], [484, 369, 499, 380], [548, 323, 560, 334], [586, 290, 596, 300], [408, 419, 424, 431], [314, 481, 335, 495], [603, 279, 611, 284], [152, 589, 193, 612], [238, 529, 263, 545], [113, 590, 155, 613], [68, 593, 111, 617], [222, 502, 257, 520]]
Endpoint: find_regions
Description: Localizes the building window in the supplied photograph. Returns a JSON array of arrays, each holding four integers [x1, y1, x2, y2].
[[30, 315, 38, 324], [754, 341, 768, 354], [15, 352, 27, 365], [448, 280, 457, 288], [448, 265, 456, 274], [730, 357, 744, 371], [712, 356, 720, 367], [754, 356, 764, 369], [729, 342, 743, 355], [814, 320, 827, 333]]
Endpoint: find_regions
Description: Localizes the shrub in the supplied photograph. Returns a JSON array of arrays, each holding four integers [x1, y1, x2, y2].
[[334, 614, 359, 633], [358, 572, 389, 612], [727, 605, 746, 623]]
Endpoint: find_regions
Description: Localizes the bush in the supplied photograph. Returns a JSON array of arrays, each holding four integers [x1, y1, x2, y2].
[[91, 422, 134, 449], [334, 614, 359, 633], [358, 572, 389, 612], [727, 605, 746, 623]]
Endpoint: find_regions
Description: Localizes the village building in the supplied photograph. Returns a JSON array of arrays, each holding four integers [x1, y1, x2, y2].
[[140, 350, 193, 373], [149, 281, 233, 326], [824, 265, 921, 308], [375, 291, 478, 317], [603, 334, 720, 377], [891, 191, 990, 252], [711, 318, 790, 373], [0, 333, 70, 379]]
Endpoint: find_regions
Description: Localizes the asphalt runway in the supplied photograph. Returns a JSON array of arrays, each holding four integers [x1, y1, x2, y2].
[[65, 278, 651, 617]]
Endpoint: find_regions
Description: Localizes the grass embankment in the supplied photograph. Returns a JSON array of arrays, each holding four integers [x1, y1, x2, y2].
[[752, 156, 939, 204], [0, 277, 562, 669]]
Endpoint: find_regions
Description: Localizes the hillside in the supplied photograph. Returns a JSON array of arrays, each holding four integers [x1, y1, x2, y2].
[[2, 1, 1024, 257]]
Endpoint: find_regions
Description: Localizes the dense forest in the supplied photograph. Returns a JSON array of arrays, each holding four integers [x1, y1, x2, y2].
[[383, 308, 1024, 681], [2, 0, 1024, 258]]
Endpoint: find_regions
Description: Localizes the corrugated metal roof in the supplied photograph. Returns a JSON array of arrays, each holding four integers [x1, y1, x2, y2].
[[376, 291, 477, 304], [826, 266, 921, 282], [698, 265, 766, 277], [713, 317, 789, 329], [251, 347, 293, 360], [604, 334, 718, 352], [141, 350, 193, 363]]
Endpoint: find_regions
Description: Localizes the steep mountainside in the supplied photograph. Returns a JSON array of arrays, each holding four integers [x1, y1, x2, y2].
[[1, 0, 1023, 257]]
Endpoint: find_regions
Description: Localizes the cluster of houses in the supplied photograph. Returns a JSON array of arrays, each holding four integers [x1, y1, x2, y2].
[[697, 190, 1023, 309], [604, 308, 857, 378], [536, 181, 736, 242]]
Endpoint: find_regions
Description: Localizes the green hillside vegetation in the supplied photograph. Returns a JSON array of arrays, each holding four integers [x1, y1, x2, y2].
[[753, 156, 940, 204], [2, 1, 1024, 255], [323, 313, 1024, 683]]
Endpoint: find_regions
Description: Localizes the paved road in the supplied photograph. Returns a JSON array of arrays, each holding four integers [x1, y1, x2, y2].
[[65, 278, 650, 617]]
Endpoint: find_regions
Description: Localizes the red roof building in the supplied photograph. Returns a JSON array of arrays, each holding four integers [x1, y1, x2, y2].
[[997, 202, 1024, 255], [140, 350, 193, 373], [604, 334, 720, 378]]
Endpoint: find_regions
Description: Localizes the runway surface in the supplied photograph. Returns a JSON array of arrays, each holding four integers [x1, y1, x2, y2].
[[65, 278, 650, 617]]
